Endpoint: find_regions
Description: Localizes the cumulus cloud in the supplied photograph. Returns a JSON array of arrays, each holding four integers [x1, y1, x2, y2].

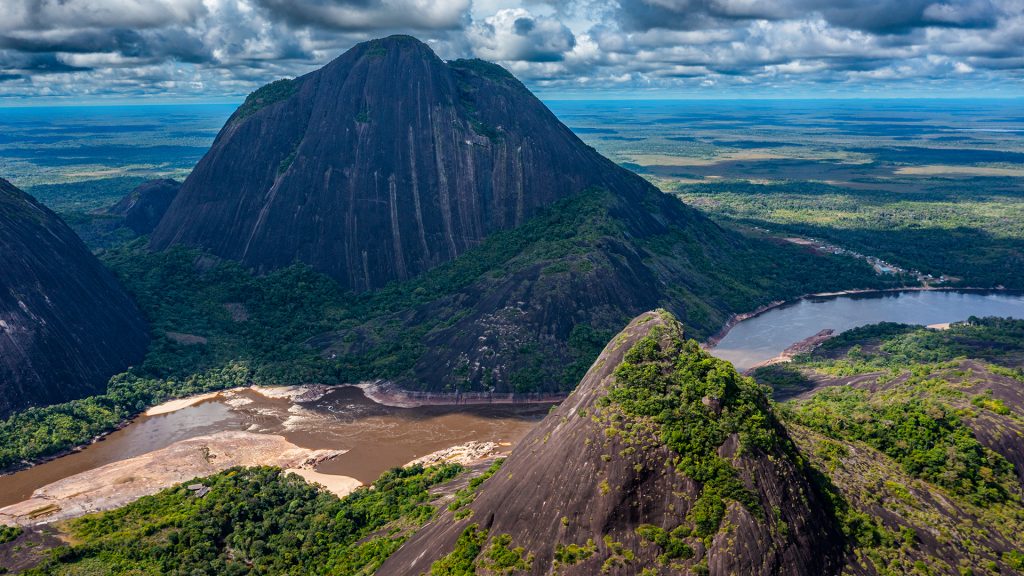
[[255, 0, 471, 31], [0, 0, 1021, 100], [469, 8, 575, 62]]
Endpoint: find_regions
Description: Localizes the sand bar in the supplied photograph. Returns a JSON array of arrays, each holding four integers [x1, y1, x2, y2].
[[0, 431, 346, 527], [144, 391, 226, 416], [285, 468, 362, 498]]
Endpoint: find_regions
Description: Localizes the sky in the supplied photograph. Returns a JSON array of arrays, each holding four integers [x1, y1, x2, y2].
[[1, 0, 1023, 104]]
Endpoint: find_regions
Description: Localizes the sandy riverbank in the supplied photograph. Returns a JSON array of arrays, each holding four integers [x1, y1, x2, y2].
[[0, 431, 352, 527], [745, 329, 837, 372], [144, 391, 232, 416], [285, 468, 362, 497], [144, 384, 333, 416]]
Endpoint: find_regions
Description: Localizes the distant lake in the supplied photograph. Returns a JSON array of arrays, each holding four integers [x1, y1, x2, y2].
[[710, 290, 1024, 372]]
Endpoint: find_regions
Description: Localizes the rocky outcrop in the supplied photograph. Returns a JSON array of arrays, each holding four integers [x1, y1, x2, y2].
[[151, 35, 669, 291], [378, 311, 844, 575], [0, 178, 149, 417], [106, 178, 180, 235]]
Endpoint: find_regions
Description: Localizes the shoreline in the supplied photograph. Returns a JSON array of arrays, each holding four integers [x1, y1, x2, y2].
[[0, 384, 331, 478], [0, 419, 137, 478], [1, 382, 562, 479], [352, 381, 566, 408], [743, 329, 837, 373], [144, 391, 228, 416], [0, 431, 351, 527], [702, 285, 1016, 350]]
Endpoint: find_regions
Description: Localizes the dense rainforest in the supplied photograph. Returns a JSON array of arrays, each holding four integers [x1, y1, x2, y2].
[[676, 180, 1024, 289]]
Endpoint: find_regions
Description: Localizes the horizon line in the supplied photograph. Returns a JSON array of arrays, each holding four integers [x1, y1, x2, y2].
[[2, 95, 1023, 109]]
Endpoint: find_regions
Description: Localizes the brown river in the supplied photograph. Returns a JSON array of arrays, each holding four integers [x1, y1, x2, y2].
[[0, 386, 552, 509]]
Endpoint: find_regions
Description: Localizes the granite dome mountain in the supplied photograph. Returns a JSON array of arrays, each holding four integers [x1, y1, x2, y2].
[[150, 35, 658, 291], [0, 178, 150, 417], [147, 35, 888, 394]]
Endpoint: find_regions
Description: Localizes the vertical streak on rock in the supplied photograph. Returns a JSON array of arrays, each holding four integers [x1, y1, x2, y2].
[[451, 108, 469, 247], [431, 106, 458, 260], [361, 248, 371, 293], [515, 145, 525, 226], [241, 176, 281, 261], [388, 174, 407, 280], [408, 126, 430, 262], [346, 162, 358, 290], [462, 135, 481, 243], [323, 166, 336, 274]]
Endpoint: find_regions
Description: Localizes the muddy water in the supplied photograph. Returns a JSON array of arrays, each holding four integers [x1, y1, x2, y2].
[[0, 387, 552, 508]]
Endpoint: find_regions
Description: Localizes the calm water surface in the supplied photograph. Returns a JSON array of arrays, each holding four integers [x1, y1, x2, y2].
[[711, 290, 1024, 372]]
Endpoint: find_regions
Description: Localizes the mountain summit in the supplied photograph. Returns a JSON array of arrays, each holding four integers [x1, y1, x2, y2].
[[148, 35, 885, 394], [0, 178, 149, 417], [151, 35, 654, 291]]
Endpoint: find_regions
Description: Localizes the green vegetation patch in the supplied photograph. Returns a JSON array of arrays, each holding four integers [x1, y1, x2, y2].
[[676, 180, 1024, 289], [0, 525, 21, 545], [478, 534, 534, 574], [601, 313, 784, 538], [26, 463, 462, 575], [430, 524, 489, 576], [785, 386, 1015, 505], [233, 78, 298, 123], [553, 539, 597, 567], [635, 524, 695, 564], [448, 458, 504, 513]]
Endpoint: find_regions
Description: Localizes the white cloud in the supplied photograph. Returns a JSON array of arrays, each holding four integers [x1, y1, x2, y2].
[[0, 0, 1021, 100], [4, 0, 207, 29], [469, 8, 576, 62]]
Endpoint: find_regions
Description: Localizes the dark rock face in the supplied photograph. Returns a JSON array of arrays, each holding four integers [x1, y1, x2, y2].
[[379, 311, 844, 575], [107, 179, 180, 235], [0, 178, 150, 417], [151, 35, 662, 291]]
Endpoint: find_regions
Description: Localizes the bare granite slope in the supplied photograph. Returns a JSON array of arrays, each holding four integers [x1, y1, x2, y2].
[[151, 35, 657, 292], [0, 178, 149, 417]]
